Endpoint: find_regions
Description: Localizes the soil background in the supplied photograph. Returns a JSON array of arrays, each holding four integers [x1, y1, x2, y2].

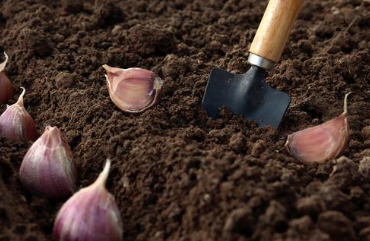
[[1, 0, 370, 240]]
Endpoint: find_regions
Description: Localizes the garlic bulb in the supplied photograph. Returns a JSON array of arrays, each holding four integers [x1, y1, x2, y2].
[[0, 87, 37, 142], [19, 126, 78, 199], [53, 159, 123, 241], [103, 64, 163, 113], [0, 52, 14, 104], [285, 93, 350, 164]]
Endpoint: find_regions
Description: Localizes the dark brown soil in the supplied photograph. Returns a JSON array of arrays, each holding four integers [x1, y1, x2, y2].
[[1, 0, 370, 240]]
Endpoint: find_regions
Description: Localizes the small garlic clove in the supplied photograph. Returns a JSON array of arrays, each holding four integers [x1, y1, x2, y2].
[[285, 93, 351, 164], [19, 126, 78, 199], [0, 52, 14, 104], [53, 159, 123, 241], [0, 87, 37, 142], [103, 64, 163, 113]]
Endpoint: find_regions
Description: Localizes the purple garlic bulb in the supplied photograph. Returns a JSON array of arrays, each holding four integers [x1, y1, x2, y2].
[[53, 159, 123, 241], [19, 126, 78, 199], [0, 87, 37, 142], [0, 52, 14, 104]]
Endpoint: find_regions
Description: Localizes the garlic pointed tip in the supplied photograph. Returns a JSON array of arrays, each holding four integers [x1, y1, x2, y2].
[[102, 64, 118, 75], [0, 52, 9, 72], [103, 64, 117, 84], [45, 125, 58, 132], [94, 159, 111, 188], [16, 87, 26, 106], [343, 92, 351, 114], [103, 159, 111, 175], [102, 64, 110, 73]]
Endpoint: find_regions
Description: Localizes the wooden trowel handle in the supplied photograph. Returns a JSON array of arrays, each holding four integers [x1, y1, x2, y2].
[[249, 0, 305, 63]]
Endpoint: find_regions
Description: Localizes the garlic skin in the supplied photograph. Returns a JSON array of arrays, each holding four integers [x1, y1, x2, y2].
[[0, 87, 37, 142], [0, 52, 14, 104], [103, 64, 163, 113], [285, 93, 350, 164], [53, 159, 123, 241], [19, 126, 78, 199]]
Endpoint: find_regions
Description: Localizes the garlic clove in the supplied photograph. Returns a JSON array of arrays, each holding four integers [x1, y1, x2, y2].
[[19, 126, 78, 199], [53, 159, 123, 241], [0, 87, 37, 142], [103, 64, 163, 113], [285, 93, 351, 164], [0, 52, 14, 104]]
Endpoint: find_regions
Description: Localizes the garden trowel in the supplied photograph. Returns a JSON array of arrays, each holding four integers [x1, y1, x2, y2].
[[202, 0, 305, 127]]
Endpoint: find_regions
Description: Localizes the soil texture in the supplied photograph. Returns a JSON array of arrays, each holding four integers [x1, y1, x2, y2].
[[1, 0, 370, 240]]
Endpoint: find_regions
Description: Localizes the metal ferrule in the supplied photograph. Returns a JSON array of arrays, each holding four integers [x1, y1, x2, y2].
[[248, 53, 275, 71]]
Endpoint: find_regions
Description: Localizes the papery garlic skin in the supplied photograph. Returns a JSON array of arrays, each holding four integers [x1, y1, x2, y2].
[[19, 126, 78, 199], [285, 93, 350, 164], [103, 64, 163, 113], [0, 87, 37, 142], [0, 52, 14, 104], [53, 160, 123, 241]]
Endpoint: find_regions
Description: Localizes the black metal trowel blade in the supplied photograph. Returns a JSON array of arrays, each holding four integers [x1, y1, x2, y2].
[[201, 66, 290, 127]]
